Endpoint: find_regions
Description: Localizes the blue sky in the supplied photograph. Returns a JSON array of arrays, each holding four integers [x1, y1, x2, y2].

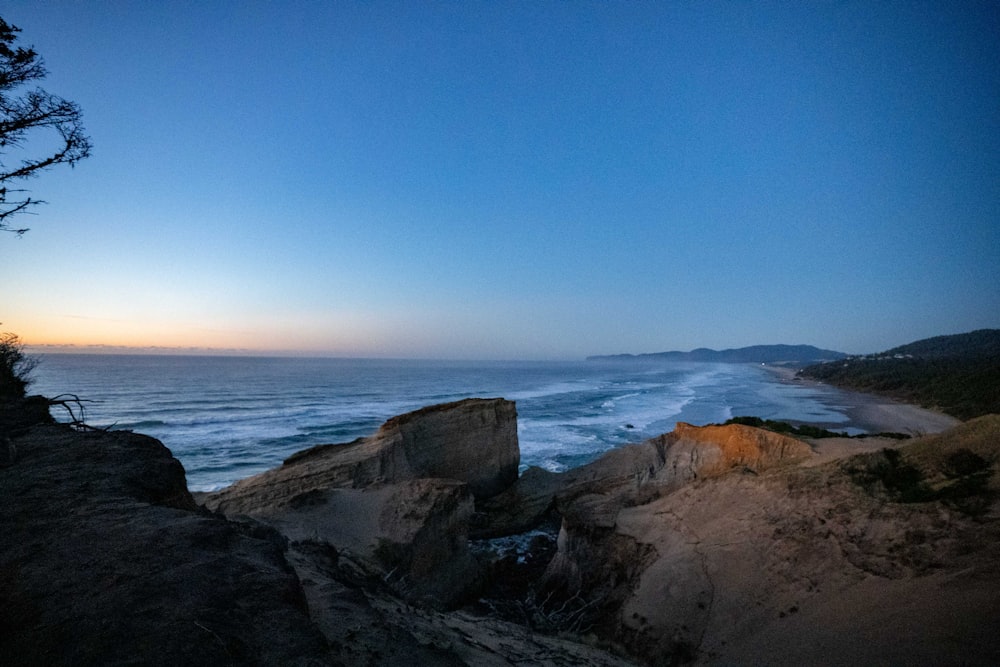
[[2, 1, 998, 359]]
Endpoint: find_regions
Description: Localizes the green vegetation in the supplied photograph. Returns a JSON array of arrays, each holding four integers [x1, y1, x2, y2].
[[799, 330, 1000, 421], [880, 329, 1000, 359], [723, 416, 909, 440]]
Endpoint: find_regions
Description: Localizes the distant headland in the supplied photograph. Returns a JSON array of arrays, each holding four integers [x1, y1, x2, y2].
[[588, 344, 847, 365]]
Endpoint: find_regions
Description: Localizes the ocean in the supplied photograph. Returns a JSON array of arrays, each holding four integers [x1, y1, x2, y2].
[[29, 354, 867, 492]]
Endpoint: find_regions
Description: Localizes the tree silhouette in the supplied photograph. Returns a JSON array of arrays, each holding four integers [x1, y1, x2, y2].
[[0, 17, 91, 235], [0, 329, 36, 400]]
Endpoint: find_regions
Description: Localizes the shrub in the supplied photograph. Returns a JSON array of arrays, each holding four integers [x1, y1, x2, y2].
[[0, 331, 37, 401], [841, 448, 932, 503], [722, 416, 903, 440], [841, 447, 994, 516]]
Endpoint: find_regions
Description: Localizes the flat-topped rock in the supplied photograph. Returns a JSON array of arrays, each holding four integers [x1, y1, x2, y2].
[[204, 398, 519, 606], [206, 397, 518, 517]]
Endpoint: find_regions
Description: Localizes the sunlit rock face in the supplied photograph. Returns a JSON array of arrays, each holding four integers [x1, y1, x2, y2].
[[539, 418, 1000, 665], [667, 421, 813, 476], [476, 421, 811, 538]]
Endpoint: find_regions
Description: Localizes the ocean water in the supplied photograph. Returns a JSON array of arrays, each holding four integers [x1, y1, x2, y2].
[[29, 355, 865, 492]]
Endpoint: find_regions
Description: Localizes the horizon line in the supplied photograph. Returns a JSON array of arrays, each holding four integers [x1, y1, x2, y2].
[[24, 343, 588, 363]]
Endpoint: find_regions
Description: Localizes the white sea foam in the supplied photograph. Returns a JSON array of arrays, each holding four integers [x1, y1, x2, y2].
[[507, 379, 603, 401], [32, 356, 880, 490]]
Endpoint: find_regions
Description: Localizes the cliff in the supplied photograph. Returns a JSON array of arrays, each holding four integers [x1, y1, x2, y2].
[[4, 395, 999, 665], [208, 397, 518, 515], [0, 420, 332, 665], [0, 399, 632, 666], [203, 398, 519, 606], [539, 416, 1000, 664]]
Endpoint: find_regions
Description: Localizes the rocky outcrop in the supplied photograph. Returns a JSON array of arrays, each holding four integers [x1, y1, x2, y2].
[[204, 398, 519, 607], [9, 392, 998, 666], [476, 421, 811, 537], [505, 421, 815, 643], [207, 398, 518, 516], [538, 417, 1000, 665], [0, 407, 633, 666], [0, 423, 333, 666]]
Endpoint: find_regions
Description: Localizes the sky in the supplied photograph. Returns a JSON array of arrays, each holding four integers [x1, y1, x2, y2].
[[1, 1, 998, 360]]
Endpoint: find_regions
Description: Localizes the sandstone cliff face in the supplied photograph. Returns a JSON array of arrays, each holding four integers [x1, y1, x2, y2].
[[1, 405, 633, 666], [538, 417, 1000, 665], [477, 421, 811, 538], [532, 422, 814, 632], [204, 398, 519, 607], [208, 398, 517, 516], [669, 421, 813, 475]]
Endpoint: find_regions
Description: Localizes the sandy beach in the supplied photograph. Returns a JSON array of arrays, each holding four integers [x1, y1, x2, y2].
[[762, 364, 962, 435]]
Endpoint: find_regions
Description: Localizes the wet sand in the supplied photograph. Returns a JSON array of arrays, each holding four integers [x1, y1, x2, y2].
[[845, 401, 961, 435], [761, 364, 962, 435]]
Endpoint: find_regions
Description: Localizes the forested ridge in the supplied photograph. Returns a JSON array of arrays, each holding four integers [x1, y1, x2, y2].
[[800, 330, 1000, 420]]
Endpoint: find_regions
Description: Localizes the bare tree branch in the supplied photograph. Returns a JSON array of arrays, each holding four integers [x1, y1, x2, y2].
[[0, 16, 90, 233]]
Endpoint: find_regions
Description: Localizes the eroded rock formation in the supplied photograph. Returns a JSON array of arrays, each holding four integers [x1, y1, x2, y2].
[[476, 421, 812, 537], [0, 400, 632, 666], [203, 397, 518, 606], [538, 417, 1000, 665], [207, 397, 518, 515], [5, 393, 999, 666]]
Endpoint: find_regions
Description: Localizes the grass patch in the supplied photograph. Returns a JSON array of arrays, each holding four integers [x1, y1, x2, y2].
[[841, 447, 993, 516]]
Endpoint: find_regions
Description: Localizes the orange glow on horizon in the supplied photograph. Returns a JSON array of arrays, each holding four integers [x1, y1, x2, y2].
[[10, 314, 397, 357]]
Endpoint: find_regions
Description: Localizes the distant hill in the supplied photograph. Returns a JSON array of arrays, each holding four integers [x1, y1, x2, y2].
[[881, 329, 1000, 359], [800, 329, 1000, 421], [588, 344, 847, 365]]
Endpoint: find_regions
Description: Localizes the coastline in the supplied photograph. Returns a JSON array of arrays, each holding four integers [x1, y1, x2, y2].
[[4, 389, 997, 664], [760, 363, 962, 435]]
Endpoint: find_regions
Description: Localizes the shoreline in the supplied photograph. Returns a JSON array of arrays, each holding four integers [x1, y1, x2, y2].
[[759, 363, 961, 436]]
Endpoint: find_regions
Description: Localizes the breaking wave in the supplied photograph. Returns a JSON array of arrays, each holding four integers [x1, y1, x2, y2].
[[32, 355, 868, 491]]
